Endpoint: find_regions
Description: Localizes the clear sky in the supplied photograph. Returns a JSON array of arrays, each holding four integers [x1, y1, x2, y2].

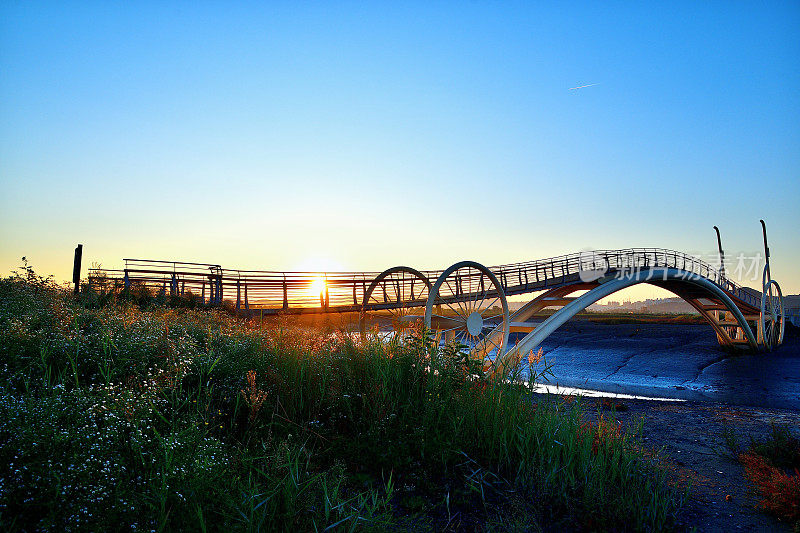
[[1, 1, 798, 298]]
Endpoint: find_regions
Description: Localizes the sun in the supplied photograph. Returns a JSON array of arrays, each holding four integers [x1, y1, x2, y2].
[[309, 277, 326, 297]]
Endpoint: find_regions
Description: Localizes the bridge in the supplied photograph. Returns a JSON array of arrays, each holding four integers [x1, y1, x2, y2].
[[88, 222, 786, 374]]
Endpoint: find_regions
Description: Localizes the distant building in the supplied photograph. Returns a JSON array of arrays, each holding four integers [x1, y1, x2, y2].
[[587, 297, 698, 314], [784, 295, 800, 327]]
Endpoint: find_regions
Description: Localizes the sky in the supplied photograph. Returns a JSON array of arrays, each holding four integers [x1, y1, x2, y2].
[[1, 1, 799, 300]]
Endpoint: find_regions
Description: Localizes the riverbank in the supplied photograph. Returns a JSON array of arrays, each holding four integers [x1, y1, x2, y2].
[[574, 396, 800, 531]]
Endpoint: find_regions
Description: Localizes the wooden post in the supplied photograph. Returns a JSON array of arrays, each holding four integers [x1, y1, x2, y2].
[[72, 244, 82, 295]]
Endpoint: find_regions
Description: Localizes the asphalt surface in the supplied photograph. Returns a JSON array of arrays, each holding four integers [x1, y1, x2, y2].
[[519, 320, 800, 410]]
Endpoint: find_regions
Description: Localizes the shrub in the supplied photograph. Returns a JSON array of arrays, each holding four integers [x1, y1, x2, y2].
[[740, 452, 800, 526], [0, 271, 687, 531]]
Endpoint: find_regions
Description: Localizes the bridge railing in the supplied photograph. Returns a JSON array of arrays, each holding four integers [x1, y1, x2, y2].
[[87, 248, 761, 311]]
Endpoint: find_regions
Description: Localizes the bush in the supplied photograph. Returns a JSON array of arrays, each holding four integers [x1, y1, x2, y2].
[[0, 271, 687, 531], [736, 424, 800, 529]]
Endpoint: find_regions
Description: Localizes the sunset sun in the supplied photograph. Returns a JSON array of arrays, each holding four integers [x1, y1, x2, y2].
[[309, 276, 326, 297]]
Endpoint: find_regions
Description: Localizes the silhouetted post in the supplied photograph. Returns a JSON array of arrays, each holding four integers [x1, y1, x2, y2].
[[760, 219, 770, 280], [72, 244, 83, 295], [713, 226, 725, 279]]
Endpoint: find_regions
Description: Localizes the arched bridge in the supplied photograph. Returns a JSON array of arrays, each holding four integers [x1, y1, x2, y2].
[[89, 231, 785, 374]]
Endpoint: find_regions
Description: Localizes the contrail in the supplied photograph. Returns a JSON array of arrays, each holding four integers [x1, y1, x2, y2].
[[569, 83, 600, 90]]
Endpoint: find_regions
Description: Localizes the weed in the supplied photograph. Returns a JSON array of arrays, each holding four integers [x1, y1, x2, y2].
[[734, 423, 800, 529], [0, 271, 687, 531], [739, 452, 800, 526]]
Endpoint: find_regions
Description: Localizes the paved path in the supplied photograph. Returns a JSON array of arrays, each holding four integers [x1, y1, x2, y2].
[[521, 321, 800, 409]]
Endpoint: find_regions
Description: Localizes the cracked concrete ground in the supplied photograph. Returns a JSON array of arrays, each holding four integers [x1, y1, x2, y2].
[[519, 320, 800, 409]]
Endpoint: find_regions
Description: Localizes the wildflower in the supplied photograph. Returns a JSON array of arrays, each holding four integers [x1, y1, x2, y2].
[[527, 347, 543, 366], [241, 370, 267, 423]]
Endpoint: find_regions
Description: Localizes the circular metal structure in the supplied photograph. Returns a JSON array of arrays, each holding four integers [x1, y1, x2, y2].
[[360, 266, 431, 339], [760, 276, 784, 350], [424, 261, 510, 363]]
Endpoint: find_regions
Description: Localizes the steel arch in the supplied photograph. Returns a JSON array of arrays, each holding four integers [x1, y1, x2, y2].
[[360, 266, 431, 338], [493, 267, 760, 374], [760, 278, 785, 350], [424, 260, 510, 361]]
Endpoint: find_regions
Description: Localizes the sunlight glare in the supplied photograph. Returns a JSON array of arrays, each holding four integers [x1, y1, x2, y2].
[[309, 276, 326, 297]]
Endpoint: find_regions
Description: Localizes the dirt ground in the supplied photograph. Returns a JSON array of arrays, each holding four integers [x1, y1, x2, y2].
[[580, 397, 800, 532]]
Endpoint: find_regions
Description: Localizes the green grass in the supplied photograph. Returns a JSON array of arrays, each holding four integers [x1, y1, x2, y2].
[[0, 267, 688, 531]]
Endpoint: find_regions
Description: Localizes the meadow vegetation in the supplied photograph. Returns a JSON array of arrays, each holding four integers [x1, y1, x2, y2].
[[723, 423, 800, 530], [0, 265, 689, 531]]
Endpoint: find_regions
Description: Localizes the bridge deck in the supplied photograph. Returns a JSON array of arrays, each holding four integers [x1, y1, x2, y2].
[[88, 248, 762, 316]]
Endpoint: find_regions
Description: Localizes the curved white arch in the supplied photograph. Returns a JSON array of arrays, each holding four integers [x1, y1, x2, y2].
[[495, 267, 759, 371], [360, 265, 431, 337], [760, 278, 785, 350], [425, 260, 510, 359], [362, 266, 431, 310]]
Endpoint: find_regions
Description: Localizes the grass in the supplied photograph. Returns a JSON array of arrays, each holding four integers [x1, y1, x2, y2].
[[0, 266, 688, 531], [723, 423, 800, 529]]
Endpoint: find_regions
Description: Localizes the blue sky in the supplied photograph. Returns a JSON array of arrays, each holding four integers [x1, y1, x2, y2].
[[1, 1, 798, 296]]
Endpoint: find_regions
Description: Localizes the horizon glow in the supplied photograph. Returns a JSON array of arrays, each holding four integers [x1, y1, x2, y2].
[[2, 2, 798, 301]]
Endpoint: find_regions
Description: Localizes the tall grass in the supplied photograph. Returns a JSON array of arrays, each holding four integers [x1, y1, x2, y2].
[[0, 268, 687, 531]]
